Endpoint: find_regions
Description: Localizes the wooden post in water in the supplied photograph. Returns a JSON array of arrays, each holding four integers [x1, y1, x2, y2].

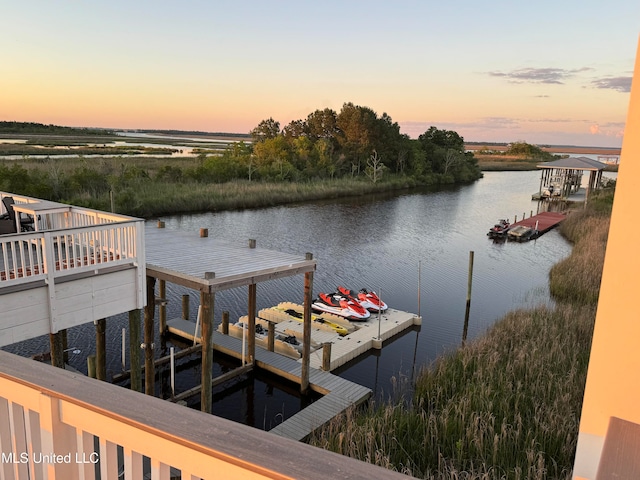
[[182, 294, 190, 320], [144, 276, 157, 396], [462, 251, 474, 345], [418, 260, 422, 319], [62, 329, 68, 364], [322, 342, 332, 371], [49, 332, 65, 369], [248, 283, 257, 364], [96, 318, 107, 381], [267, 322, 275, 352], [159, 279, 167, 334], [129, 309, 141, 392], [301, 252, 313, 394], [514, 214, 518, 223], [200, 288, 214, 413], [221, 310, 229, 335], [200, 228, 208, 238], [87, 355, 96, 378]]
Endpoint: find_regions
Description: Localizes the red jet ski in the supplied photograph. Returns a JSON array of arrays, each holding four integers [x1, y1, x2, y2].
[[337, 286, 388, 312], [312, 292, 370, 321]]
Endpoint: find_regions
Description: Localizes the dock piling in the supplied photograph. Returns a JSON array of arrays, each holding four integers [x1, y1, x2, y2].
[[301, 252, 314, 394], [96, 318, 106, 381], [268, 322, 275, 352], [121, 328, 126, 372], [418, 260, 422, 319], [199, 290, 214, 413], [322, 343, 332, 371], [159, 280, 167, 333], [248, 283, 257, 364], [144, 276, 156, 396], [87, 354, 96, 378], [462, 251, 474, 345], [49, 331, 65, 369], [129, 309, 141, 392], [182, 294, 190, 320], [170, 346, 175, 399], [221, 311, 229, 335]]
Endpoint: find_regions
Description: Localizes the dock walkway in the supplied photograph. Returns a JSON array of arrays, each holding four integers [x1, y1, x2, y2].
[[167, 317, 372, 441], [510, 211, 566, 238]]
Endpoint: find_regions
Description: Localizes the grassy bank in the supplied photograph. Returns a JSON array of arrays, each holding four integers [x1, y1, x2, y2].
[[309, 189, 614, 479], [476, 156, 542, 171], [0, 154, 466, 217], [72, 176, 424, 217]]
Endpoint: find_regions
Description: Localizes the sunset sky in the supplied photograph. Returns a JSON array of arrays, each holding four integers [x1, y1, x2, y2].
[[2, 1, 638, 147]]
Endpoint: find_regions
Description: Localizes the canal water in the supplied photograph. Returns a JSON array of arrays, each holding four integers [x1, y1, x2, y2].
[[5, 170, 602, 429]]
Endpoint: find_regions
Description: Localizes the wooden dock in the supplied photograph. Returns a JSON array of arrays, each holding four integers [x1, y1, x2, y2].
[[509, 211, 566, 239], [167, 317, 372, 441]]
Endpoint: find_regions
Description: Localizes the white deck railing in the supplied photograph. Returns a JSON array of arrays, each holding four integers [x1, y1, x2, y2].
[[0, 192, 144, 290], [0, 221, 142, 288], [0, 351, 403, 480]]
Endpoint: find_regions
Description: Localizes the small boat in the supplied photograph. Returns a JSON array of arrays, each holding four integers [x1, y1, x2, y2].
[[336, 286, 388, 312], [487, 219, 510, 238], [312, 292, 370, 321], [507, 225, 533, 242]]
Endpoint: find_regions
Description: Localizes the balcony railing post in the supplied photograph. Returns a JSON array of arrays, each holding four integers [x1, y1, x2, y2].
[[38, 394, 76, 479]]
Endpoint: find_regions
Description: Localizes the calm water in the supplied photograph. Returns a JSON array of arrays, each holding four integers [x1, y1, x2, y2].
[[4, 170, 587, 428]]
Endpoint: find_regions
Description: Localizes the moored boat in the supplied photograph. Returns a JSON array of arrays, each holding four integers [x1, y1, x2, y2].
[[507, 225, 533, 242], [487, 218, 510, 238]]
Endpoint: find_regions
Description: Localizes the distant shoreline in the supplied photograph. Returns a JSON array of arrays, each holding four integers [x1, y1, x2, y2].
[[466, 143, 621, 155]]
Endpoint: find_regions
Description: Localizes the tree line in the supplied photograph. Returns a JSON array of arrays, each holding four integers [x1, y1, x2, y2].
[[0, 121, 113, 136], [197, 103, 481, 184], [0, 108, 482, 214]]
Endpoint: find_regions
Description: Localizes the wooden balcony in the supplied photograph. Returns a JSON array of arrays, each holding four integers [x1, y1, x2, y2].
[[0, 350, 407, 480], [0, 192, 145, 347]]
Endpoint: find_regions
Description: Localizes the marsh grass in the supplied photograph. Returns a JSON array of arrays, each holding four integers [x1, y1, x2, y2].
[[476, 156, 541, 171], [311, 305, 594, 479], [66, 176, 420, 217], [309, 192, 614, 479], [549, 190, 613, 306]]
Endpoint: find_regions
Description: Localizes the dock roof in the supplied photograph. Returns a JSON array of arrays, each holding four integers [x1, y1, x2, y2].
[[145, 223, 316, 292], [537, 156, 605, 171]]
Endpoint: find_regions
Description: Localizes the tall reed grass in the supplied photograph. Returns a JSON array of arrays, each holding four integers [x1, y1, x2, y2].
[[309, 190, 614, 479], [549, 190, 613, 305], [69, 177, 421, 218]]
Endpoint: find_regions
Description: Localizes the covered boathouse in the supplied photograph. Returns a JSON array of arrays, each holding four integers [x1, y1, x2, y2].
[[533, 156, 606, 204]]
